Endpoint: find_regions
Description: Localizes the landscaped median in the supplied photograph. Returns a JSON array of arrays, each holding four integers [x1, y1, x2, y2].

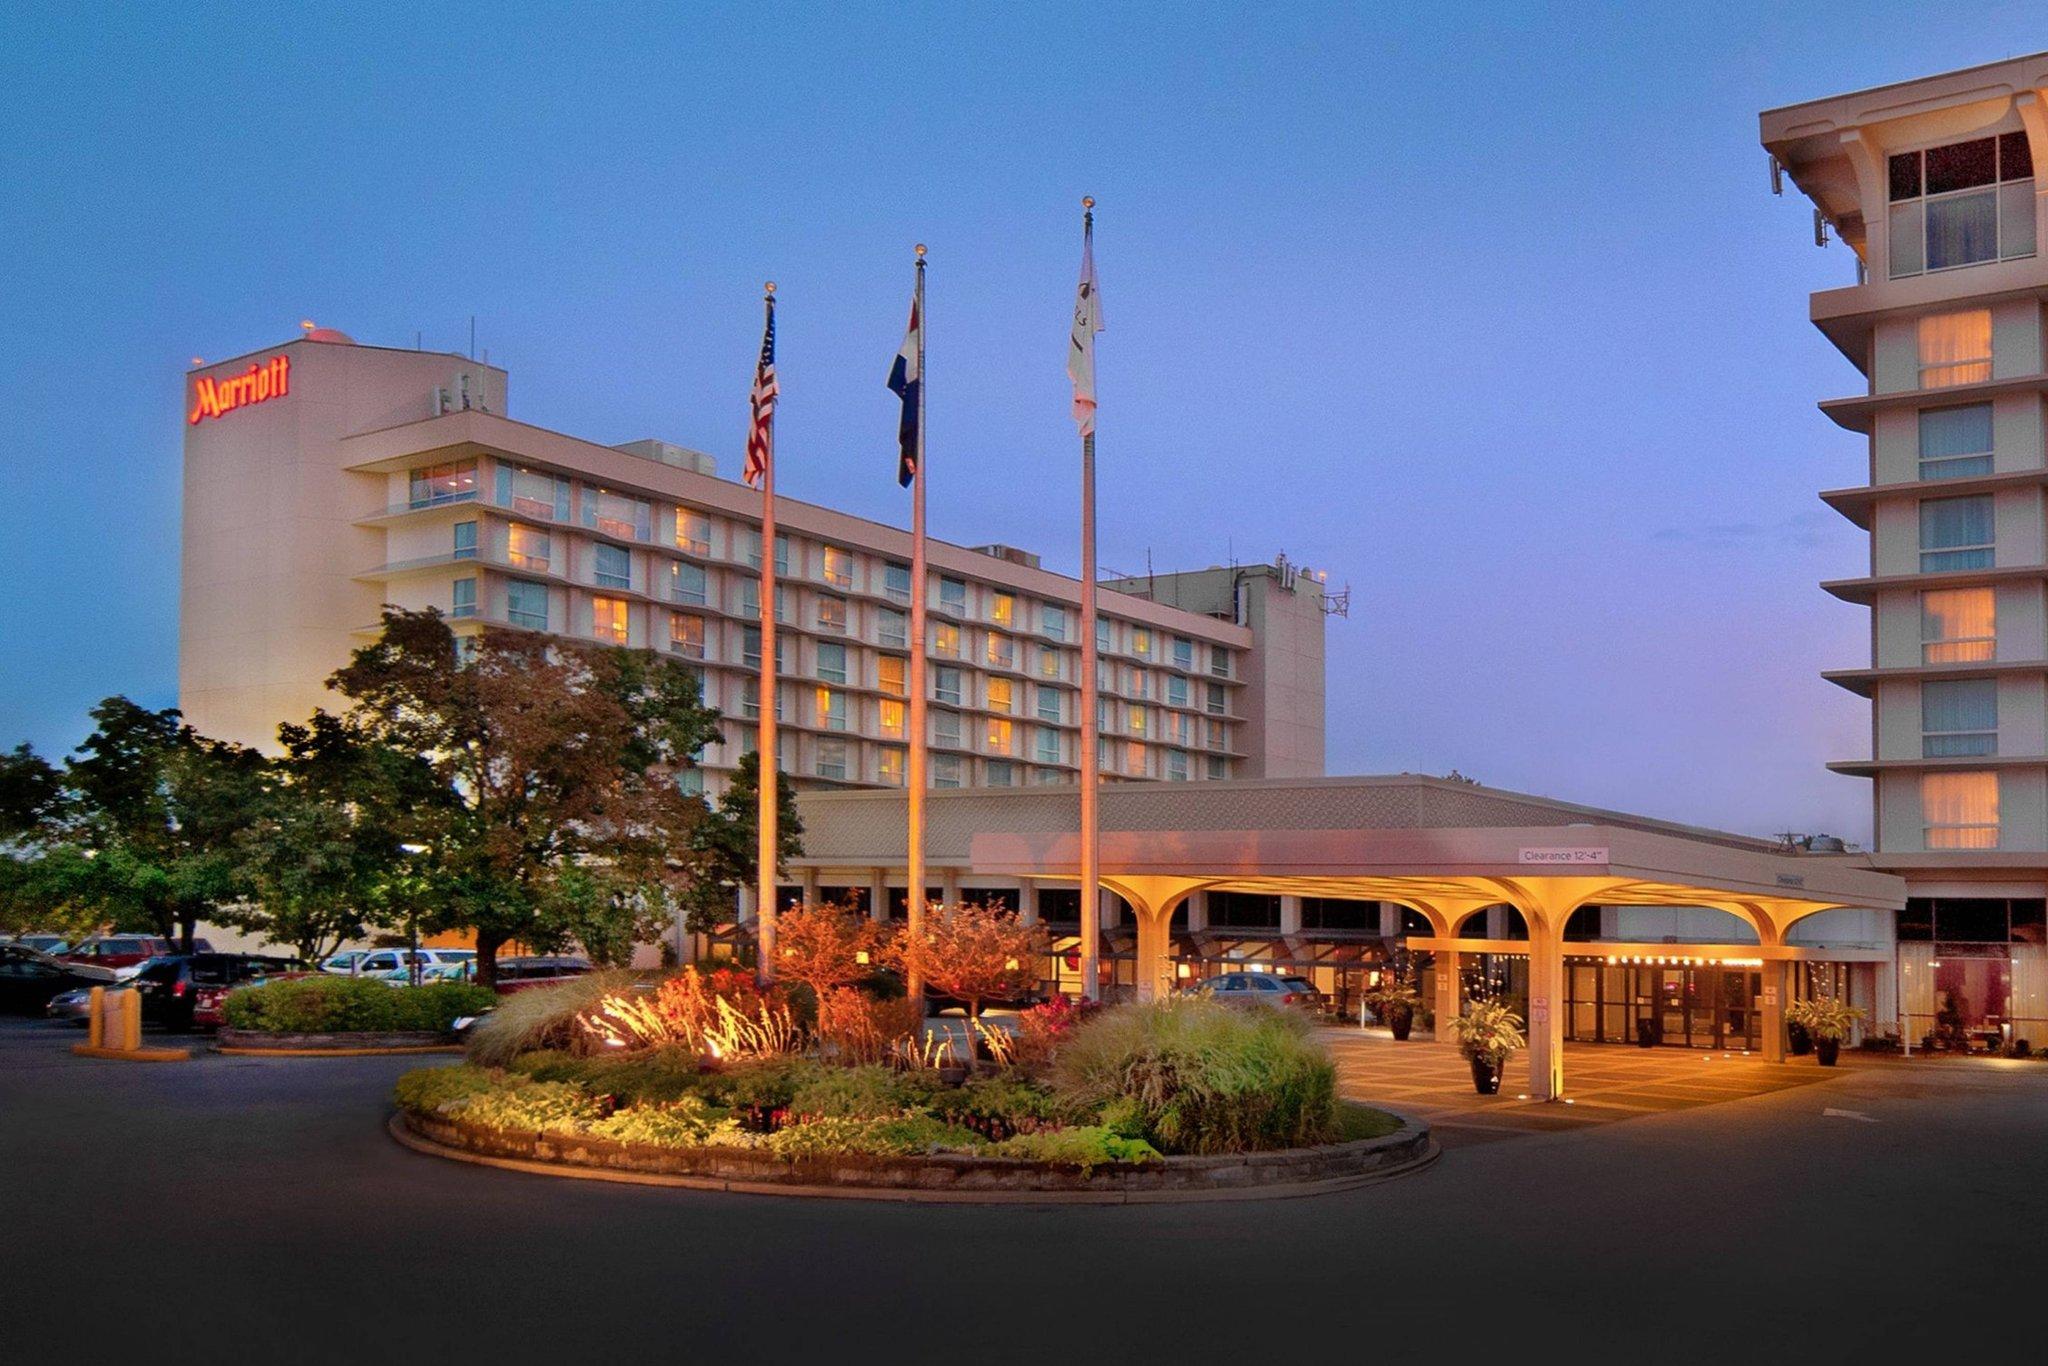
[[388, 967, 1433, 1202], [218, 976, 495, 1055]]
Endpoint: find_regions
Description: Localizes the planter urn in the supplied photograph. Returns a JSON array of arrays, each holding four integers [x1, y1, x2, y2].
[[1469, 1055, 1503, 1095], [1814, 1037, 1841, 1067], [1635, 1018, 1660, 1048], [1787, 1022, 1813, 1056], [1387, 1005, 1414, 1042]]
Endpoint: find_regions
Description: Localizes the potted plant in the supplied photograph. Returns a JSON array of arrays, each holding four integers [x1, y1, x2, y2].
[[1785, 996, 1866, 1067], [1446, 999, 1525, 1094], [1634, 1015, 1662, 1048], [1786, 1020, 1813, 1056], [1361, 980, 1421, 1041]]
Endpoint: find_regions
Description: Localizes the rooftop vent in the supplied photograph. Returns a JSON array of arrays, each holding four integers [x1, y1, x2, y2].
[[973, 544, 1041, 570], [613, 439, 717, 476]]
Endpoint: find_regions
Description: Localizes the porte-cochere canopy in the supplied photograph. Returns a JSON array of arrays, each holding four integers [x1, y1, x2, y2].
[[791, 776, 1905, 1100]]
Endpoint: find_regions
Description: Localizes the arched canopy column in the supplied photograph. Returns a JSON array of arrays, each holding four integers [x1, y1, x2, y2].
[[1483, 877, 1624, 1101], [1101, 875, 1218, 1003], [1395, 895, 1495, 1039]]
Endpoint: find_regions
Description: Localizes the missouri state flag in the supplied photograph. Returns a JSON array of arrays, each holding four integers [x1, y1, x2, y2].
[[887, 291, 921, 487]]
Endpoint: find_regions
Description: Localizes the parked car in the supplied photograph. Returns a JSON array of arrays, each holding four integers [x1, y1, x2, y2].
[[45, 985, 112, 1024], [326, 948, 472, 979], [2, 933, 73, 955], [1184, 972, 1325, 1011], [492, 956, 593, 993], [62, 935, 174, 975], [129, 953, 303, 1031], [0, 945, 119, 1015]]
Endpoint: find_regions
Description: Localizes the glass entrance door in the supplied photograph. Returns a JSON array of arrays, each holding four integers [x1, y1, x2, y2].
[[1565, 964, 1762, 1049]]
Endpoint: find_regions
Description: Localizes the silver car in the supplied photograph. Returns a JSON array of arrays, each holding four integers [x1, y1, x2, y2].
[[1184, 973, 1326, 1011]]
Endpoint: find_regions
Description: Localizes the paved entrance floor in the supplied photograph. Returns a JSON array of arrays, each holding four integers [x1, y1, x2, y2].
[[1323, 1029, 1836, 1147]]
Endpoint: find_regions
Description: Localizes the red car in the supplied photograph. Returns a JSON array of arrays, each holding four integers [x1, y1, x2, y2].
[[62, 935, 174, 972]]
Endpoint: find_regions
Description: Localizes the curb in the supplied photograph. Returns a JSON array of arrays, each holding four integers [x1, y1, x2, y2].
[[386, 1112, 1440, 1205], [218, 1044, 466, 1057], [72, 1044, 193, 1063]]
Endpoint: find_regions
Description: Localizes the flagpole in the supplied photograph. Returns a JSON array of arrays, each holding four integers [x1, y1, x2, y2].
[[1077, 199, 1102, 1003], [756, 281, 781, 981], [906, 245, 930, 1006]]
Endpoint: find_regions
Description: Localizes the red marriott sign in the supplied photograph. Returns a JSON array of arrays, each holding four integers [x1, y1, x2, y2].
[[189, 355, 290, 424]]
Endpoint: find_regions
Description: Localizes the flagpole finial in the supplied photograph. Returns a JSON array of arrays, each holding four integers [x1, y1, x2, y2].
[[1082, 196, 1094, 209], [914, 243, 926, 258], [764, 281, 776, 295]]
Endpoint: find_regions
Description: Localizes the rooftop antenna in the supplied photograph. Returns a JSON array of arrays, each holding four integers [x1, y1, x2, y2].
[[1769, 154, 1783, 195], [1320, 581, 1352, 618], [469, 315, 476, 361], [415, 330, 422, 351]]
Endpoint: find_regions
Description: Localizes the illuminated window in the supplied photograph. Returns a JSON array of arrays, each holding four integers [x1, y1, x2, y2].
[[507, 524, 551, 571], [991, 593, 1015, 626], [506, 580, 548, 630], [1127, 705, 1147, 736], [985, 718, 1013, 753], [1034, 726, 1061, 764], [1922, 589, 1995, 663], [883, 562, 912, 603], [816, 596, 847, 634], [932, 754, 964, 788], [1921, 495, 1994, 571], [1036, 687, 1062, 722], [409, 460, 477, 508], [1918, 311, 1993, 388], [1038, 646, 1062, 680], [452, 521, 477, 560], [1132, 628, 1152, 658], [670, 561, 707, 606], [985, 633, 1015, 669], [1924, 771, 1998, 848], [1923, 678, 1996, 757], [878, 747, 905, 786], [933, 623, 961, 657], [497, 466, 569, 521], [1920, 404, 1993, 480], [582, 488, 651, 541], [822, 546, 854, 588], [1889, 135, 2034, 279], [987, 678, 1014, 714], [879, 608, 908, 649], [815, 688, 848, 731], [592, 596, 629, 644], [934, 667, 962, 705], [676, 512, 711, 557], [451, 578, 476, 618], [985, 760, 1015, 787], [669, 614, 705, 660], [938, 577, 967, 614], [880, 699, 906, 738], [815, 738, 848, 781], [594, 543, 631, 590], [879, 655, 907, 697]]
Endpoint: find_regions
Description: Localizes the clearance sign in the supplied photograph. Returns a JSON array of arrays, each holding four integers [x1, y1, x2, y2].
[[189, 354, 290, 424]]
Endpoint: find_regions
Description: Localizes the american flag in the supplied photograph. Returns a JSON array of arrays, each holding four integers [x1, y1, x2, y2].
[[743, 299, 777, 488]]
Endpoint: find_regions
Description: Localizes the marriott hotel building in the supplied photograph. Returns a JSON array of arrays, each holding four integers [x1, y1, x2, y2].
[[178, 330, 1329, 800]]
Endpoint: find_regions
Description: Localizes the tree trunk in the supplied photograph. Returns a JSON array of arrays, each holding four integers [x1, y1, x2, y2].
[[475, 930, 506, 989], [177, 914, 197, 954]]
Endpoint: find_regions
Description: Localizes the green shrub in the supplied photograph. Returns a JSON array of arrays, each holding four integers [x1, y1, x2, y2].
[[927, 1075, 1059, 1138], [707, 1057, 832, 1112], [392, 980, 498, 1030], [588, 1096, 740, 1148], [1334, 1102, 1403, 1142], [1049, 999, 1338, 1155], [765, 1113, 982, 1160], [464, 971, 640, 1065], [392, 1064, 508, 1114], [990, 1126, 1161, 1171], [508, 1047, 713, 1105], [224, 976, 493, 1034], [788, 1064, 945, 1120], [444, 1079, 604, 1134]]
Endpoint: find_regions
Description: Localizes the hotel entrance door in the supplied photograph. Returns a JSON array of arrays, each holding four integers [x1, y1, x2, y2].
[[1566, 962, 1761, 1050]]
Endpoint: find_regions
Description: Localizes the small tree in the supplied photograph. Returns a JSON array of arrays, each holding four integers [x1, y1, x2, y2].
[[888, 902, 1047, 1021], [774, 902, 885, 1000], [681, 750, 803, 936]]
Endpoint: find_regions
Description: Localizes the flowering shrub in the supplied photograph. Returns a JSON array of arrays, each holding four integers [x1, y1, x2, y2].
[[816, 987, 923, 1065], [576, 966, 804, 1060], [1011, 994, 1102, 1068]]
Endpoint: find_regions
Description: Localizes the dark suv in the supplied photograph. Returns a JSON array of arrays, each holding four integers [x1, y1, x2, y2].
[[130, 954, 302, 1031], [0, 945, 118, 1014]]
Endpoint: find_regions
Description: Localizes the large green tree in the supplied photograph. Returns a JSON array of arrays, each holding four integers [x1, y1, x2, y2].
[[329, 607, 722, 985]]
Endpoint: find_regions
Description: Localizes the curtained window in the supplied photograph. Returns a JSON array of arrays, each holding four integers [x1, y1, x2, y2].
[[1918, 403, 1994, 479], [1889, 134, 2035, 279], [1917, 310, 1993, 387], [1920, 495, 1994, 571], [1923, 771, 1999, 848], [1922, 678, 1997, 756], [1922, 588, 1995, 662]]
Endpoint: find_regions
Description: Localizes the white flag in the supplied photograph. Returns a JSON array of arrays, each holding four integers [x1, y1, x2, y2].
[[1067, 234, 1103, 436]]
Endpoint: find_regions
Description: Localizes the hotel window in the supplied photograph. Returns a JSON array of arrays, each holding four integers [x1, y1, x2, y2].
[[1920, 495, 1994, 571], [452, 521, 477, 560], [669, 614, 706, 660], [1125, 741, 1147, 775], [1127, 704, 1147, 736], [985, 633, 1015, 669], [1888, 134, 2034, 279], [878, 655, 907, 697], [1166, 749, 1189, 782], [741, 678, 759, 719], [1206, 682, 1227, 715], [1035, 687, 1062, 722], [1096, 617, 1112, 652], [743, 627, 760, 669], [1917, 310, 1993, 388], [991, 593, 1015, 627], [816, 642, 847, 684], [880, 699, 906, 739], [1038, 646, 1063, 679], [738, 579, 759, 618], [676, 768, 704, 798], [1172, 636, 1193, 670], [775, 584, 790, 624], [497, 465, 570, 521], [744, 532, 789, 574], [1919, 404, 1994, 480], [507, 525, 551, 571], [987, 677, 1014, 714], [1208, 720, 1231, 752], [1034, 726, 1061, 764], [934, 710, 962, 746], [676, 512, 711, 557], [816, 595, 847, 634], [934, 667, 963, 705], [1921, 588, 1995, 663], [582, 487, 651, 542], [1209, 649, 1231, 679], [1924, 771, 1999, 849], [815, 689, 848, 731], [1131, 628, 1152, 659], [1167, 712, 1193, 746], [1923, 678, 1996, 757], [451, 577, 477, 619], [938, 577, 967, 614], [592, 596, 629, 644], [821, 546, 854, 588], [986, 718, 1013, 753], [879, 608, 908, 649], [670, 561, 708, 606], [410, 460, 478, 509], [1165, 675, 1189, 708], [1041, 604, 1068, 641], [594, 543, 631, 590], [932, 754, 964, 789], [985, 761, 1015, 787], [506, 580, 548, 630], [1206, 755, 1229, 780], [933, 623, 961, 657], [883, 562, 912, 603], [1128, 669, 1149, 699], [815, 738, 849, 781], [453, 635, 479, 667], [878, 747, 905, 786]]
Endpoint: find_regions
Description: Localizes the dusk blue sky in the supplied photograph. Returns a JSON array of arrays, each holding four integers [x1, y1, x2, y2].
[[3, 3, 2043, 843]]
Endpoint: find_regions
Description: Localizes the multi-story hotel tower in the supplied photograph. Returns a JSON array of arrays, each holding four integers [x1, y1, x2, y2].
[[1765, 53, 2048, 1047], [178, 329, 1329, 800]]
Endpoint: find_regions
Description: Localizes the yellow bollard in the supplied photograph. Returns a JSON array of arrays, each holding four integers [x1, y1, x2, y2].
[[87, 986, 105, 1049], [120, 988, 142, 1052]]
